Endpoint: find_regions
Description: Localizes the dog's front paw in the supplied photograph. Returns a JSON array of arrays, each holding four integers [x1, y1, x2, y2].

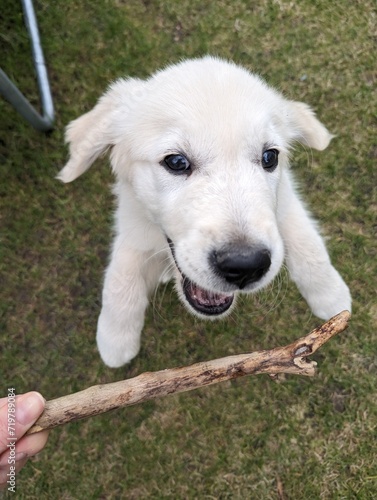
[[97, 338, 140, 368], [96, 315, 141, 368], [305, 268, 351, 320]]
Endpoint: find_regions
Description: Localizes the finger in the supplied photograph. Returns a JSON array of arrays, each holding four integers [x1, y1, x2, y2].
[[0, 430, 49, 466], [0, 399, 8, 410], [0, 429, 49, 490], [0, 456, 28, 491], [0, 392, 45, 454], [0, 392, 47, 491]]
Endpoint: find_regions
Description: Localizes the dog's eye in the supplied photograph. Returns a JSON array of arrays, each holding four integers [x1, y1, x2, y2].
[[262, 149, 279, 172], [162, 154, 191, 175]]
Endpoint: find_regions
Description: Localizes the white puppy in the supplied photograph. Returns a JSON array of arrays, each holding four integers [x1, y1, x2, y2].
[[58, 56, 351, 367]]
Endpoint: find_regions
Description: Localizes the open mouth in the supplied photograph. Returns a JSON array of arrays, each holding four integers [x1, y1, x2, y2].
[[182, 276, 234, 316], [167, 238, 234, 316]]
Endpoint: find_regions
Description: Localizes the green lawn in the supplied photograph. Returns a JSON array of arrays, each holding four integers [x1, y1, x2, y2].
[[1, 0, 376, 498]]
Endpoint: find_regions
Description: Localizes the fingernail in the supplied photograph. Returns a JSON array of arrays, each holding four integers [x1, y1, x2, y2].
[[17, 393, 45, 426], [15, 452, 28, 462]]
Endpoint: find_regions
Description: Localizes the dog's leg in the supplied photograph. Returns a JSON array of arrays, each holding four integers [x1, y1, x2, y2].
[[278, 171, 351, 319], [96, 239, 162, 367]]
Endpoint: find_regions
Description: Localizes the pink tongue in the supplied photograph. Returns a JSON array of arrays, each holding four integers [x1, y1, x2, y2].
[[189, 282, 230, 307]]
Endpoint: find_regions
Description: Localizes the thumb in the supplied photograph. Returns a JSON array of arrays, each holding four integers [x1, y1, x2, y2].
[[0, 392, 45, 453]]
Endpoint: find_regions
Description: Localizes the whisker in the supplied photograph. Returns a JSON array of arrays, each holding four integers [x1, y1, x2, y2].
[[150, 261, 176, 322]]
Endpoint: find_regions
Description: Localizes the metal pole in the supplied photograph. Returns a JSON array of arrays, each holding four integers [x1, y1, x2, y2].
[[0, 0, 54, 131]]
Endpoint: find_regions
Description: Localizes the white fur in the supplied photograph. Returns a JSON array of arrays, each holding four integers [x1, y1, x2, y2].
[[58, 57, 351, 367]]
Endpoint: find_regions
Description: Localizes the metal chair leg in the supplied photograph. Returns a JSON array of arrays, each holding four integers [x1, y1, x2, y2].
[[0, 0, 54, 132]]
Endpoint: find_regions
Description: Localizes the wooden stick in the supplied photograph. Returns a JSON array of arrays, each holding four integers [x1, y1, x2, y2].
[[27, 311, 350, 435]]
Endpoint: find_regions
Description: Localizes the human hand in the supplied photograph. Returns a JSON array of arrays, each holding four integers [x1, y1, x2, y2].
[[0, 392, 49, 491]]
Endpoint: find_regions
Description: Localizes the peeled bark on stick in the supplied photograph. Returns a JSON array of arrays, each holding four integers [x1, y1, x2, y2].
[[27, 310, 350, 435]]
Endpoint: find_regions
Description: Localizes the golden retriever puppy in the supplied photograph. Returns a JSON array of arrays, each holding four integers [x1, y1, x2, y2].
[[59, 57, 351, 367]]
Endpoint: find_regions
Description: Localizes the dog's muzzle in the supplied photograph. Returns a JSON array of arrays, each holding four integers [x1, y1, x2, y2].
[[167, 238, 234, 316], [167, 239, 271, 317]]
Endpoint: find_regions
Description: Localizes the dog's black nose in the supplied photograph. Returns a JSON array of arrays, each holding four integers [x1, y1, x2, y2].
[[212, 246, 271, 289]]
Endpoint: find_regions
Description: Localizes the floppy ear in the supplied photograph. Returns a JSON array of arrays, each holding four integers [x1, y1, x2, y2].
[[57, 78, 144, 183], [288, 101, 334, 151]]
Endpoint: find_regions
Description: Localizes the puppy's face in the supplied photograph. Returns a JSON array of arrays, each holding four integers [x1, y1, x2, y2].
[[59, 57, 332, 318]]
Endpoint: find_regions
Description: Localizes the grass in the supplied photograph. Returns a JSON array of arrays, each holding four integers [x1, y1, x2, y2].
[[1, 0, 376, 498]]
